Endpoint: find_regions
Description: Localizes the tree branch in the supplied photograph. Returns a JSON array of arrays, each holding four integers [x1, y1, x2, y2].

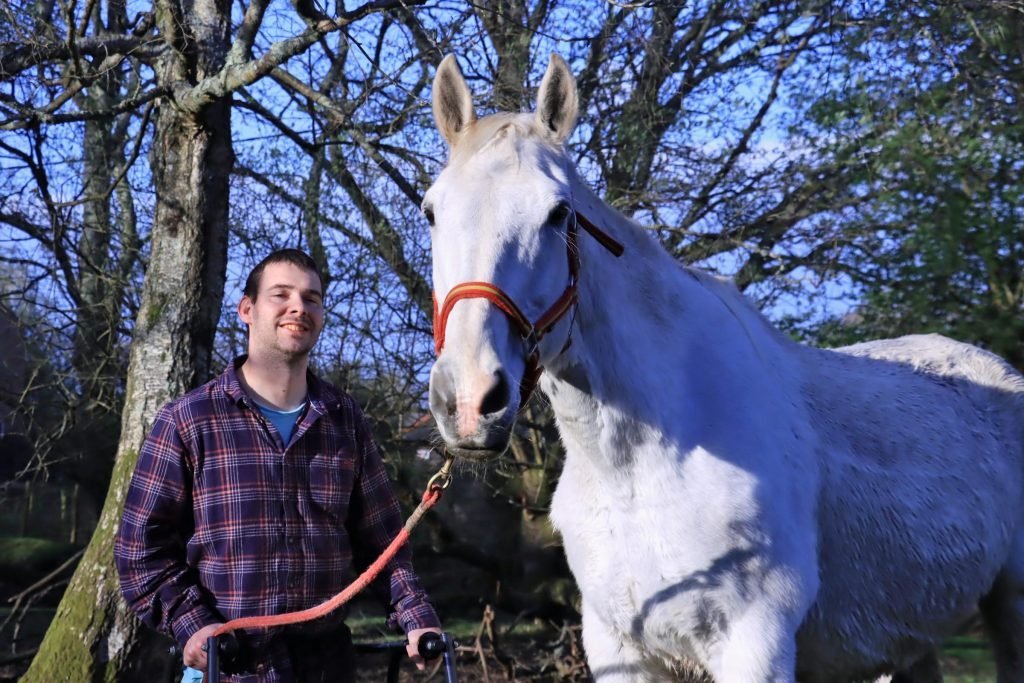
[[0, 85, 168, 130], [0, 18, 156, 79], [54, 101, 154, 209], [176, 0, 425, 113], [674, 27, 816, 237], [226, 0, 271, 66], [269, 66, 424, 205]]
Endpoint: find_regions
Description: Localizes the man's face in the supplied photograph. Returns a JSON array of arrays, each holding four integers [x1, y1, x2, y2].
[[238, 262, 325, 361]]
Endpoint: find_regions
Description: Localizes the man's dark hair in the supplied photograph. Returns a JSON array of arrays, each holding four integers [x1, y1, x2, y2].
[[243, 249, 324, 300]]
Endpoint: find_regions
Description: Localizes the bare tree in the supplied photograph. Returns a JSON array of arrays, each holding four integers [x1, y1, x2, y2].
[[3, 0, 426, 678]]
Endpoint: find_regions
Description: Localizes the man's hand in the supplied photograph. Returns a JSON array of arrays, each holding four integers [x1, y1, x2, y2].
[[406, 626, 443, 671], [183, 623, 224, 672]]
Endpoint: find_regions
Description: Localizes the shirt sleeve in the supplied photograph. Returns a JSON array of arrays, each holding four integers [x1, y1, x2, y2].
[[347, 405, 441, 634], [114, 404, 220, 647]]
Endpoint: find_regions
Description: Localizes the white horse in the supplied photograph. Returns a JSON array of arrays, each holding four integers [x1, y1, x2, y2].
[[424, 53, 1024, 683]]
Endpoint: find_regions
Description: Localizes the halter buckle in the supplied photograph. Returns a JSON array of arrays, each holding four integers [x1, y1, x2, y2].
[[523, 328, 540, 361]]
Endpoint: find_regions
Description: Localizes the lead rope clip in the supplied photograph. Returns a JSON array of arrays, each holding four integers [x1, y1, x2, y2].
[[427, 453, 455, 492]]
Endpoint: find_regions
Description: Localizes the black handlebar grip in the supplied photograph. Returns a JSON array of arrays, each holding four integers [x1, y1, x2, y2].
[[418, 631, 445, 660], [206, 632, 243, 683], [219, 632, 240, 664], [206, 636, 219, 683]]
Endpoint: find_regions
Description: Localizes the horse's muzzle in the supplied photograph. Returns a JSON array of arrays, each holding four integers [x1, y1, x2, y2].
[[429, 361, 516, 460]]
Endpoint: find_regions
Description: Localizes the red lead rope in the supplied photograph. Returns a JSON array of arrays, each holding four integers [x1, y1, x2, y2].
[[212, 468, 452, 638]]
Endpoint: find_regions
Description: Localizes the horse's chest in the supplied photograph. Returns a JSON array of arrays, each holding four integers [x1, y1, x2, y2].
[[550, 449, 787, 650]]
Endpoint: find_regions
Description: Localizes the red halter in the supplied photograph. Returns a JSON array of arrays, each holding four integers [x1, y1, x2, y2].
[[432, 210, 625, 409]]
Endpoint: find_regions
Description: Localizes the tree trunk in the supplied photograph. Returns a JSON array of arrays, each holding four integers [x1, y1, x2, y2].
[[68, 74, 129, 509], [22, 1, 233, 676], [75, 95, 119, 412], [474, 0, 533, 112]]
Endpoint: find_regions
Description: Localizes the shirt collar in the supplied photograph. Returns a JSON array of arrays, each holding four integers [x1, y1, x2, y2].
[[221, 355, 335, 416]]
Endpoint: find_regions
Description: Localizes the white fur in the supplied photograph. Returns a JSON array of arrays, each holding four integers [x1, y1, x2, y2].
[[426, 54, 1024, 683]]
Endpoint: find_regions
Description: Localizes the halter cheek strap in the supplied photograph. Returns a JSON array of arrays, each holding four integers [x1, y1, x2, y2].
[[433, 210, 624, 409]]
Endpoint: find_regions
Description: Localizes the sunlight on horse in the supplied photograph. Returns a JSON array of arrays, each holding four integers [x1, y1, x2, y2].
[[424, 53, 1024, 683]]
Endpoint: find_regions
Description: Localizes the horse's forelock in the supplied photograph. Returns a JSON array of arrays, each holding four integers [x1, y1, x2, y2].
[[448, 113, 561, 170]]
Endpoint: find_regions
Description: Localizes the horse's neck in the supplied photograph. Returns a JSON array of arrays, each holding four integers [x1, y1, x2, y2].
[[546, 187, 795, 467]]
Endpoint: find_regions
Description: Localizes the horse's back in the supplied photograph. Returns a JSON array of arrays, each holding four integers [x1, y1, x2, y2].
[[809, 332, 1024, 465], [795, 333, 1024, 678], [838, 332, 1024, 401]]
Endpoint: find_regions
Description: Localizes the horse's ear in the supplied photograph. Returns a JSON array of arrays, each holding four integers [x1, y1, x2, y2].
[[432, 55, 476, 146], [535, 53, 578, 143]]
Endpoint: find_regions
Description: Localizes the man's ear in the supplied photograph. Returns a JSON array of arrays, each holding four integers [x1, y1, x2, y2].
[[238, 295, 254, 325]]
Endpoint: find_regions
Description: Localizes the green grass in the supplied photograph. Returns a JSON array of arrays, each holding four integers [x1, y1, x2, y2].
[[348, 611, 506, 642], [941, 634, 996, 683]]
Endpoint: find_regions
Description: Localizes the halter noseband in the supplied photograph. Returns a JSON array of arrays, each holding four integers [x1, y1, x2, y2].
[[432, 210, 625, 409]]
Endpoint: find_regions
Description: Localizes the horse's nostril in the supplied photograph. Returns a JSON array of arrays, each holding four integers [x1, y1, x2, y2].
[[479, 372, 509, 417], [430, 367, 458, 420]]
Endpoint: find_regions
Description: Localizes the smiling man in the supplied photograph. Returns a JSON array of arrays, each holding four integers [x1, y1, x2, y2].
[[115, 249, 441, 682]]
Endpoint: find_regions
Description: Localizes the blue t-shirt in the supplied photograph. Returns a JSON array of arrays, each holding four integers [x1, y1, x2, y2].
[[255, 400, 306, 444]]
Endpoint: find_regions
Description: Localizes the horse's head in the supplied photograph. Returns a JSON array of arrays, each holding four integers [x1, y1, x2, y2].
[[425, 53, 582, 460]]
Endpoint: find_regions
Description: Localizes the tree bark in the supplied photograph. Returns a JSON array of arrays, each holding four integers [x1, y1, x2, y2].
[[21, 0, 232, 678], [474, 0, 536, 111]]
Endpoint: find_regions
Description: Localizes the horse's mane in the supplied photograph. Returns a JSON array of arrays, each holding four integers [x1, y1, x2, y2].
[[681, 265, 793, 359], [685, 268, 776, 330]]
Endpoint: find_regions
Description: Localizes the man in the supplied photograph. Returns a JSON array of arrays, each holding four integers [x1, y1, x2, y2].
[[115, 249, 440, 682]]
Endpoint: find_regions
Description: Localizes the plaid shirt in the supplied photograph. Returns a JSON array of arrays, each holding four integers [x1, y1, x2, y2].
[[115, 357, 439, 681]]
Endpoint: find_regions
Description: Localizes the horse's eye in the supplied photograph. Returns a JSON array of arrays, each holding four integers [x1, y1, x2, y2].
[[422, 205, 435, 226], [547, 202, 571, 226]]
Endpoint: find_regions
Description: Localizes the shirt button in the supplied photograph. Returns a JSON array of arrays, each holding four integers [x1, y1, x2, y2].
[[288, 536, 299, 545]]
